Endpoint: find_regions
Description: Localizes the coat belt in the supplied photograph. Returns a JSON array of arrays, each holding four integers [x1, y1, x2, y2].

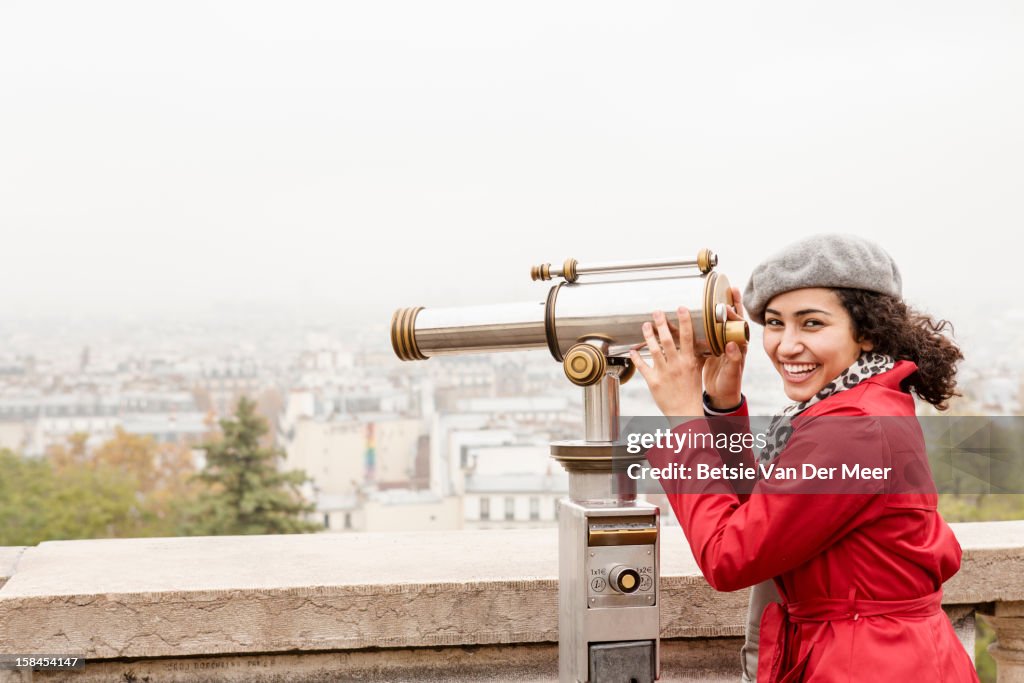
[[759, 589, 943, 682], [786, 587, 943, 622]]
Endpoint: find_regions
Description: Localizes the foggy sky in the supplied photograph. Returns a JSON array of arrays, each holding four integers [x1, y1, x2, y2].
[[1, 1, 1022, 324]]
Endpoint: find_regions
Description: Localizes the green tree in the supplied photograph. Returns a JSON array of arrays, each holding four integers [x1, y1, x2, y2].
[[0, 449, 140, 546], [44, 429, 201, 537], [181, 397, 319, 535]]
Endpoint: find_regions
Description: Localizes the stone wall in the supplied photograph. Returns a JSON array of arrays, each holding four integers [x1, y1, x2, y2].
[[1, 521, 1022, 682]]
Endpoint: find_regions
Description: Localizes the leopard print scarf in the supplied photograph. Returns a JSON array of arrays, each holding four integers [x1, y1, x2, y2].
[[757, 351, 896, 464]]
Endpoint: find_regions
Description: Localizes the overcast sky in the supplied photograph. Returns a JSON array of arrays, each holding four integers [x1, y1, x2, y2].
[[1, 1, 1021, 326]]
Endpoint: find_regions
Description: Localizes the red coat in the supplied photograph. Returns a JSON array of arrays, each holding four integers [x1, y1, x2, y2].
[[646, 361, 978, 682]]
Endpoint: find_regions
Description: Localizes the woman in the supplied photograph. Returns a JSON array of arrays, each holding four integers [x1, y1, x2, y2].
[[630, 234, 977, 682]]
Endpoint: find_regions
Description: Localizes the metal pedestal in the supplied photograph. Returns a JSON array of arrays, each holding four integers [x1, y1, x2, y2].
[[553, 372, 660, 683]]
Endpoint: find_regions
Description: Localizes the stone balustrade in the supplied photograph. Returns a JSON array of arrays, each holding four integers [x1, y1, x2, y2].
[[0, 521, 1022, 682]]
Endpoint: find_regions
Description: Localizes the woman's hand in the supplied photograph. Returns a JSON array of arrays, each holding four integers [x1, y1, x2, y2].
[[702, 287, 748, 410], [629, 307, 705, 418]]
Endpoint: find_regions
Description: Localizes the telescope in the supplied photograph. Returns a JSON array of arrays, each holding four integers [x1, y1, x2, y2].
[[391, 250, 748, 683], [392, 249, 747, 377]]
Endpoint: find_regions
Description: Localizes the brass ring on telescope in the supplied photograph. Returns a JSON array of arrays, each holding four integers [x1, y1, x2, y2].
[[404, 307, 425, 360], [400, 307, 421, 361], [389, 309, 404, 359], [564, 343, 606, 386], [562, 258, 578, 283], [549, 441, 643, 473], [702, 272, 723, 356], [701, 273, 748, 355], [544, 283, 564, 361], [390, 306, 427, 361]]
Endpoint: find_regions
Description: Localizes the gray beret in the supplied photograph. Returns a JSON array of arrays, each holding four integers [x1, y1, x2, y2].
[[742, 234, 902, 325]]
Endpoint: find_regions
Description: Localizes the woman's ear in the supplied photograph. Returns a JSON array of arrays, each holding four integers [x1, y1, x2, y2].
[[859, 337, 875, 352]]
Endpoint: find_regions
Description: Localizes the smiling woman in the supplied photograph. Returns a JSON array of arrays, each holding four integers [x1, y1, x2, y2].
[[631, 234, 977, 682]]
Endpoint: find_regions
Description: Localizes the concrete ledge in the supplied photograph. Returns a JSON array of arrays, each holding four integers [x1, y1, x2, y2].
[[0, 548, 24, 590], [0, 521, 1021, 663]]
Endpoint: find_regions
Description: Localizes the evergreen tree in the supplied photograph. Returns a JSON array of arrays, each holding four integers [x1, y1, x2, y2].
[[182, 397, 320, 535]]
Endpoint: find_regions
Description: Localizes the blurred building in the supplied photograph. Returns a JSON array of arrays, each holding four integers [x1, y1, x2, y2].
[[0, 390, 205, 455]]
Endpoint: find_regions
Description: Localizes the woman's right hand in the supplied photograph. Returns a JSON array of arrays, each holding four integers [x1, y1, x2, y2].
[[702, 287, 748, 410]]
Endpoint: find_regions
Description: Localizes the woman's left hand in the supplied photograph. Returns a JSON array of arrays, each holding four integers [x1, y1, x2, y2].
[[629, 307, 705, 418]]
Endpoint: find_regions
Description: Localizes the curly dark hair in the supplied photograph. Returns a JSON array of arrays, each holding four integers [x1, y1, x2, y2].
[[832, 288, 964, 410]]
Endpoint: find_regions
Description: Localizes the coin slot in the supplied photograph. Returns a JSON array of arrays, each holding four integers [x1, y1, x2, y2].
[[588, 516, 657, 547]]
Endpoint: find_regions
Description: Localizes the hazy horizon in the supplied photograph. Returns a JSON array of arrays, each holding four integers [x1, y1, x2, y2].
[[2, 1, 1021, 323]]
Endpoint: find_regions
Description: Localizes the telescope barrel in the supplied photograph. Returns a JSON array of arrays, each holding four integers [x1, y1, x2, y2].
[[391, 303, 547, 360], [391, 271, 748, 362]]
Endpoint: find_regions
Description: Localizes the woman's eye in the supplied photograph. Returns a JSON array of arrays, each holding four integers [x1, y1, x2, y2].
[[804, 319, 824, 328], [765, 319, 783, 327]]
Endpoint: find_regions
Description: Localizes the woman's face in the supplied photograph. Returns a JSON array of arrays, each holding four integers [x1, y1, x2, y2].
[[762, 288, 873, 402]]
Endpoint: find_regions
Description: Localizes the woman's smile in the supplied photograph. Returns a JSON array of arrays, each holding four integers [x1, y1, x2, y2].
[[779, 361, 822, 384]]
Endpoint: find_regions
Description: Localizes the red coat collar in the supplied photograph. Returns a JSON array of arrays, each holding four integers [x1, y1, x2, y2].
[[801, 359, 918, 417], [863, 359, 918, 390]]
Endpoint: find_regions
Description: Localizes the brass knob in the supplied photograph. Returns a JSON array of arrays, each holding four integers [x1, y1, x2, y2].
[[530, 263, 552, 281], [563, 343, 607, 386]]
